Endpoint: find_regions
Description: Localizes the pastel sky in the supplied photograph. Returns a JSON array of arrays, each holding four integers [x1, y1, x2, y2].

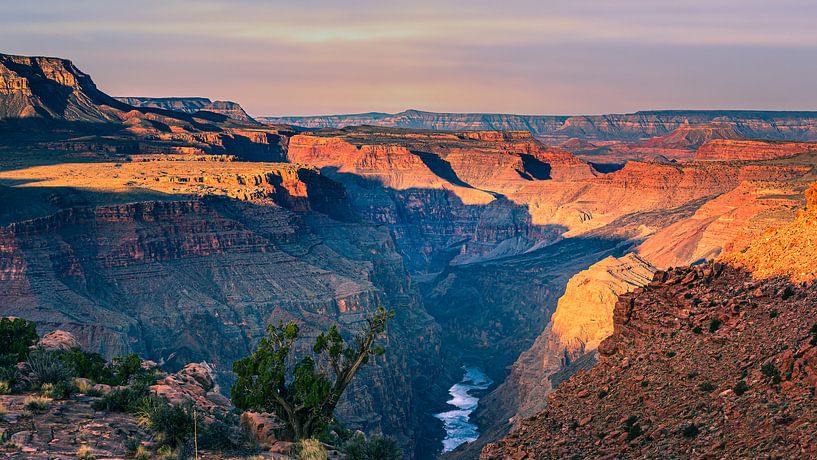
[[2, 0, 816, 116]]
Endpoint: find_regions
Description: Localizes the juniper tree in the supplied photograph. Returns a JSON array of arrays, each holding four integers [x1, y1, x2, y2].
[[231, 307, 394, 440]]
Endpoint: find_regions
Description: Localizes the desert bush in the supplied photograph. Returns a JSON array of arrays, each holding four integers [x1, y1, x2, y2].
[[781, 286, 794, 300], [24, 395, 51, 412], [74, 378, 93, 394], [623, 415, 642, 441], [76, 445, 96, 460], [24, 349, 74, 386], [681, 423, 699, 438], [341, 432, 402, 460], [0, 317, 38, 367], [134, 396, 195, 448], [198, 419, 236, 451], [733, 380, 750, 396], [0, 401, 7, 416], [133, 445, 153, 460], [761, 362, 782, 384], [708, 319, 722, 333], [698, 382, 715, 392], [0, 381, 10, 395], [297, 438, 329, 460], [91, 383, 150, 412], [60, 349, 114, 383], [41, 380, 77, 400]]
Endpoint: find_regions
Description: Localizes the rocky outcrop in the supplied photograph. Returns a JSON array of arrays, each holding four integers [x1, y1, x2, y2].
[[695, 139, 817, 161], [117, 97, 257, 123], [724, 182, 817, 281], [0, 54, 127, 122], [483, 184, 817, 459], [37, 330, 81, 351]]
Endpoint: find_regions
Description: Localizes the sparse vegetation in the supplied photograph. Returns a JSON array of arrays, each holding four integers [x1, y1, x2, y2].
[[781, 286, 794, 300], [76, 445, 96, 460], [733, 380, 749, 396], [769, 310, 779, 318], [623, 415, 642, 441], [0, 380, 10, 395], [232, 307, 394, 441], [134, 396, 195, 448], [681, 423, 699, 438], [692, 326, 702, 334], [41, 380, 77, 400], [133, 445, 153, 460], [336, 431, 403, 460], [24, 395, 52, 412], [92, 383, 151, 412], [297, 438, 329, 460], [809, 324, 817, 346], [709, 319, 722, 333], [24, 349, 74, 387], [761, 362, 781, 384], [698, 382, 716, 392], [597, 389, 608, 399]]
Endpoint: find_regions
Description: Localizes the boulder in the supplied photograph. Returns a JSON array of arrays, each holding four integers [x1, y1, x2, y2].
[[37, 330, 80, 351]]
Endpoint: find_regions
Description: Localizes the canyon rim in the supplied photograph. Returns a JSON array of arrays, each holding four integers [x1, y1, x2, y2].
[[2, 2, 817, 459]]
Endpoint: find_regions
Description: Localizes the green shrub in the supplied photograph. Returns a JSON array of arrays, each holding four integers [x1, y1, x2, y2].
[[597, 389, 608, 399], [622, 415, 642, 441], [769, 310, 779, 319], [75, 445, 96, 460], [91, 383, 150, 412], [0, 318, 39, 366], [761, 362, 782, 384], [809, 324, 817, 346], [733, 380, 749, 396], [698, 382, 716, 392], [24, 350, 74, 386], [692, 326, 702, 334], [24, 395, 51, 412], [60, 349, 115, 384], [781, 286, 794, 300], [708, 319, 722, 333], [198, 419, 236, 451], [41, 380, 77, 400], [134, 396, 195, 448], [681, 423, 699, 438], [341, 432, 403, 460]]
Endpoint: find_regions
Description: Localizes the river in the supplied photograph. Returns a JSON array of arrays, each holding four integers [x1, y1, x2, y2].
[[433, 366, 493, 453]]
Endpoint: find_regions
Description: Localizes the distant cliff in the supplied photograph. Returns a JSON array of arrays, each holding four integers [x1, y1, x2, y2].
[[117, 96, 257, 123], [260, 109, 817, 142]]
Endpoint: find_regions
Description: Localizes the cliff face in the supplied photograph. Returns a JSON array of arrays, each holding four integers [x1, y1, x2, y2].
[[695, 139, 817, 161], [117, 97, 257, 123], [0, 161, 443, 455], [261, 109, 817, 142], [0, 54, 127, 122], [483, 184, 817, 459]]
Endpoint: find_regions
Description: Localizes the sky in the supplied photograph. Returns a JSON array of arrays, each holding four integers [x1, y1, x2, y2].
[[2, 0, 817, 116]]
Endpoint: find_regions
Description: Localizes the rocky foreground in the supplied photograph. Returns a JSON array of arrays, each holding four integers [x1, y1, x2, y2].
[[482, 183, 817, 458]]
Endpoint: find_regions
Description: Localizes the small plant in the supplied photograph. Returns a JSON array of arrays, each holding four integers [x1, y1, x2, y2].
[[24, 395, 52, 412], [74, 378, 93, 394], [134, 396, 195, 448], [41, 380, 77, 400], [809, 324, 817, 346], [60, 349, 115, 384], [769, 310, 779, 319], [687, 371, 698, 379], [0, 401, 7, 416], [133, 445, 153, 460], [698, 382, 716, 392], [76, 445, 96, 460], [692, 326, 702, 334], [341, 432, 403, 460], [24, 350, 74, 386], [733, 380, 749, 396], [781, 286, 794, 300], [597, 389, 608, 399], [91, 383, 150, 412], [198, 419, 236, 451], [709, 319, 722, 333], [681, 423, 699, 438], [123, 436, 142, 453], [623, 415, 642, 441], [0, 380, 10, 395], [297, 438, 329, 460], [761, 362, 781, 384], [666, 351, 676, 358], [640, 380, 649, 388]]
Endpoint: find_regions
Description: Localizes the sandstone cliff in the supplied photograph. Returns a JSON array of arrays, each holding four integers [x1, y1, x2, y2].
[[483, 184, 817, 459], [695, 139, 817, 161], [261, 109, 817, 142]]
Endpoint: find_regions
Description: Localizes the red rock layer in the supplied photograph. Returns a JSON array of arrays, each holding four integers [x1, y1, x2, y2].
[[695, 139, 817, 161]]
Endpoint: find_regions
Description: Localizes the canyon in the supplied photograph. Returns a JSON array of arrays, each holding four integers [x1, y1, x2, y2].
[[2, 52, 817, 458]]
